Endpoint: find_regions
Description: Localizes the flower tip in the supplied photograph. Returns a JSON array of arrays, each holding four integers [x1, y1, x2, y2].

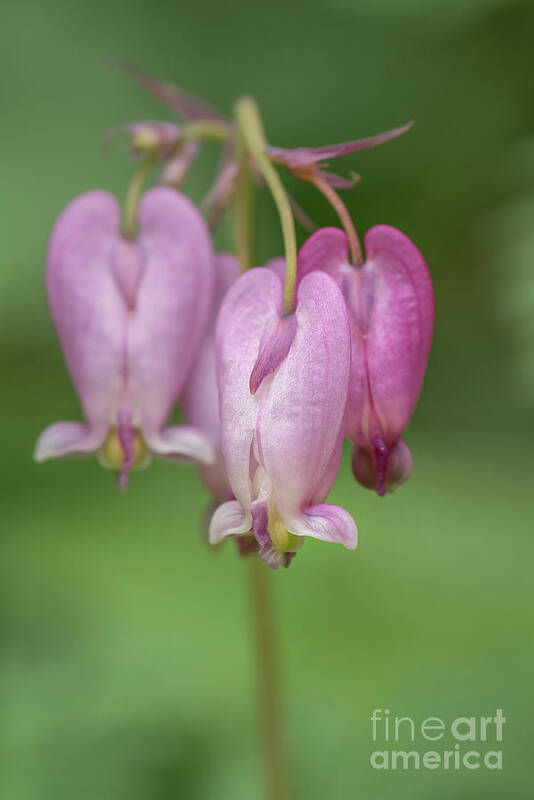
[[351, 439, 413, 496]]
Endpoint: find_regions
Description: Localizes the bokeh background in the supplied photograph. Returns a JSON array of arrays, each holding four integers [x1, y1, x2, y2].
[[2, 0, 534, 797]]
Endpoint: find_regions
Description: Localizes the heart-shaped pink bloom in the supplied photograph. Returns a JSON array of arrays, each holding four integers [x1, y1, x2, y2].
[[34, 187, 216, 486], [181, 253, 240, 502], [298, 226, 434, 495], [209, 267, 357, 568]]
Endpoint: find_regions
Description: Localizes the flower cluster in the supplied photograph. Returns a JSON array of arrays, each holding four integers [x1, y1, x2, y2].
[[35, 70, 434, 569]]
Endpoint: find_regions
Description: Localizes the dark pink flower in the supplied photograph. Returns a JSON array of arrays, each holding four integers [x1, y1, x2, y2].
[[298, 225, 434, 495], [34, 188, 216, 487], [209, 267, 357, 568]]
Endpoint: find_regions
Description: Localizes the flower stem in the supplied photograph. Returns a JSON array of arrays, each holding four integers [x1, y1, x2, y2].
[[249, 557, 288, 800], [181, 120, 231, 143], [235, 97, 298, 315], [309, 172, 363, 265], [122, 154, 157, 239], [234, 130, 256, 272]]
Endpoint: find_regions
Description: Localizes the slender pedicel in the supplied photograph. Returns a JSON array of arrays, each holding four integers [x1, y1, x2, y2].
[[305, 169, 363, 266], [235, 97, 298, 315]]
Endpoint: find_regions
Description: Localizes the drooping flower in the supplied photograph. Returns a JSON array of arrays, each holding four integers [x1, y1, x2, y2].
[[297, 226, 434, 495], [34, 187, 216, 487], [209, 267, 357, 568], [181, 253, 240, 503]]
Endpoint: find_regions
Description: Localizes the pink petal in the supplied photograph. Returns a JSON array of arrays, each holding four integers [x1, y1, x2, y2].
[[182, 254, 240, 500], [34, 421, 107, 462], [249, 314, 297, 394], [345, 225, 434, 444], [129, 187, 215, 444], [112, 239, 145, 310], [265, 256, 286, 283], [209, 499, 251, 544], [145, 424, 215, 463], [297, 227, 350, 285], [215, 268, 283, 516], [45, 190, 126, 434], [286, 503, 357, 549], [256, 271, 351, 523]]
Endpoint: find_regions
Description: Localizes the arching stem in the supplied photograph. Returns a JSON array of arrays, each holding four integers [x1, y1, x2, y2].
[[122, 154, 157, 239], [308, 172, 363, 266], [235, 97, 298, 315]]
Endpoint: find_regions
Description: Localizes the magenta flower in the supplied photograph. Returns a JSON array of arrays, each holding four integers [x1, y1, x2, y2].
[[209, 267, 357, 568], [34, 187, 216, 487], [298, 226, 434, 495], [182, 253, 239, 502]]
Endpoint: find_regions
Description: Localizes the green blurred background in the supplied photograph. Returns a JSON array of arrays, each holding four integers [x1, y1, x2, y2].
[[2, 0, 534, 797]]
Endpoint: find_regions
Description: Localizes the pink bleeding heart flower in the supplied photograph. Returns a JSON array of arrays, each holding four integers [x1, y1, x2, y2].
[[209, 266, 357, 569], [181, 253, 240, 503], [34, 187, 216, 488], [298, 225, 434, 495]]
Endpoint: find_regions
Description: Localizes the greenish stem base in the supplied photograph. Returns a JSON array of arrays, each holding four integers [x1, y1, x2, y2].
[[249, 558, 289, 800]]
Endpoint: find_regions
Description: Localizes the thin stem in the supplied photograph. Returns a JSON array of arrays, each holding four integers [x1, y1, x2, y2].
[[249, 558, 288, 800], [309, 172, 363, 266], [181, 120, 231, 143], [234, 130, 256, 271], [235, 97, 298, 315], [122, 154, 157, 239]]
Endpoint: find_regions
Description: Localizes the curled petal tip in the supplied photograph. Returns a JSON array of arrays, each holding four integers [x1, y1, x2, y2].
[[249, 314, 297, 394], [34, 422, 105, 462], [144, 425, 217, 465], [351, 439, 413, 495]]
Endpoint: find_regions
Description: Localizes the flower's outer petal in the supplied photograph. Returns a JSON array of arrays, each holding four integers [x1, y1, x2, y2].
[[311, 424, 345, 505], [182, 254, 240, 500], [297, 227, 350, 285], [145, 424, 216, 463], [209, 500, 251, 544], [46, 191, 126, 433], [257, 271, 351, 523], [286, 504, 357, 549], [216, 268, 283, 515], [212, 253, 241, 310], [34, 421, 107, 462], [346, 225, 434, 443], [265, 256, 286, 283], [268, 122, 413, 168], [130, 187, 215, 443], [250, 314, 297, 394]]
